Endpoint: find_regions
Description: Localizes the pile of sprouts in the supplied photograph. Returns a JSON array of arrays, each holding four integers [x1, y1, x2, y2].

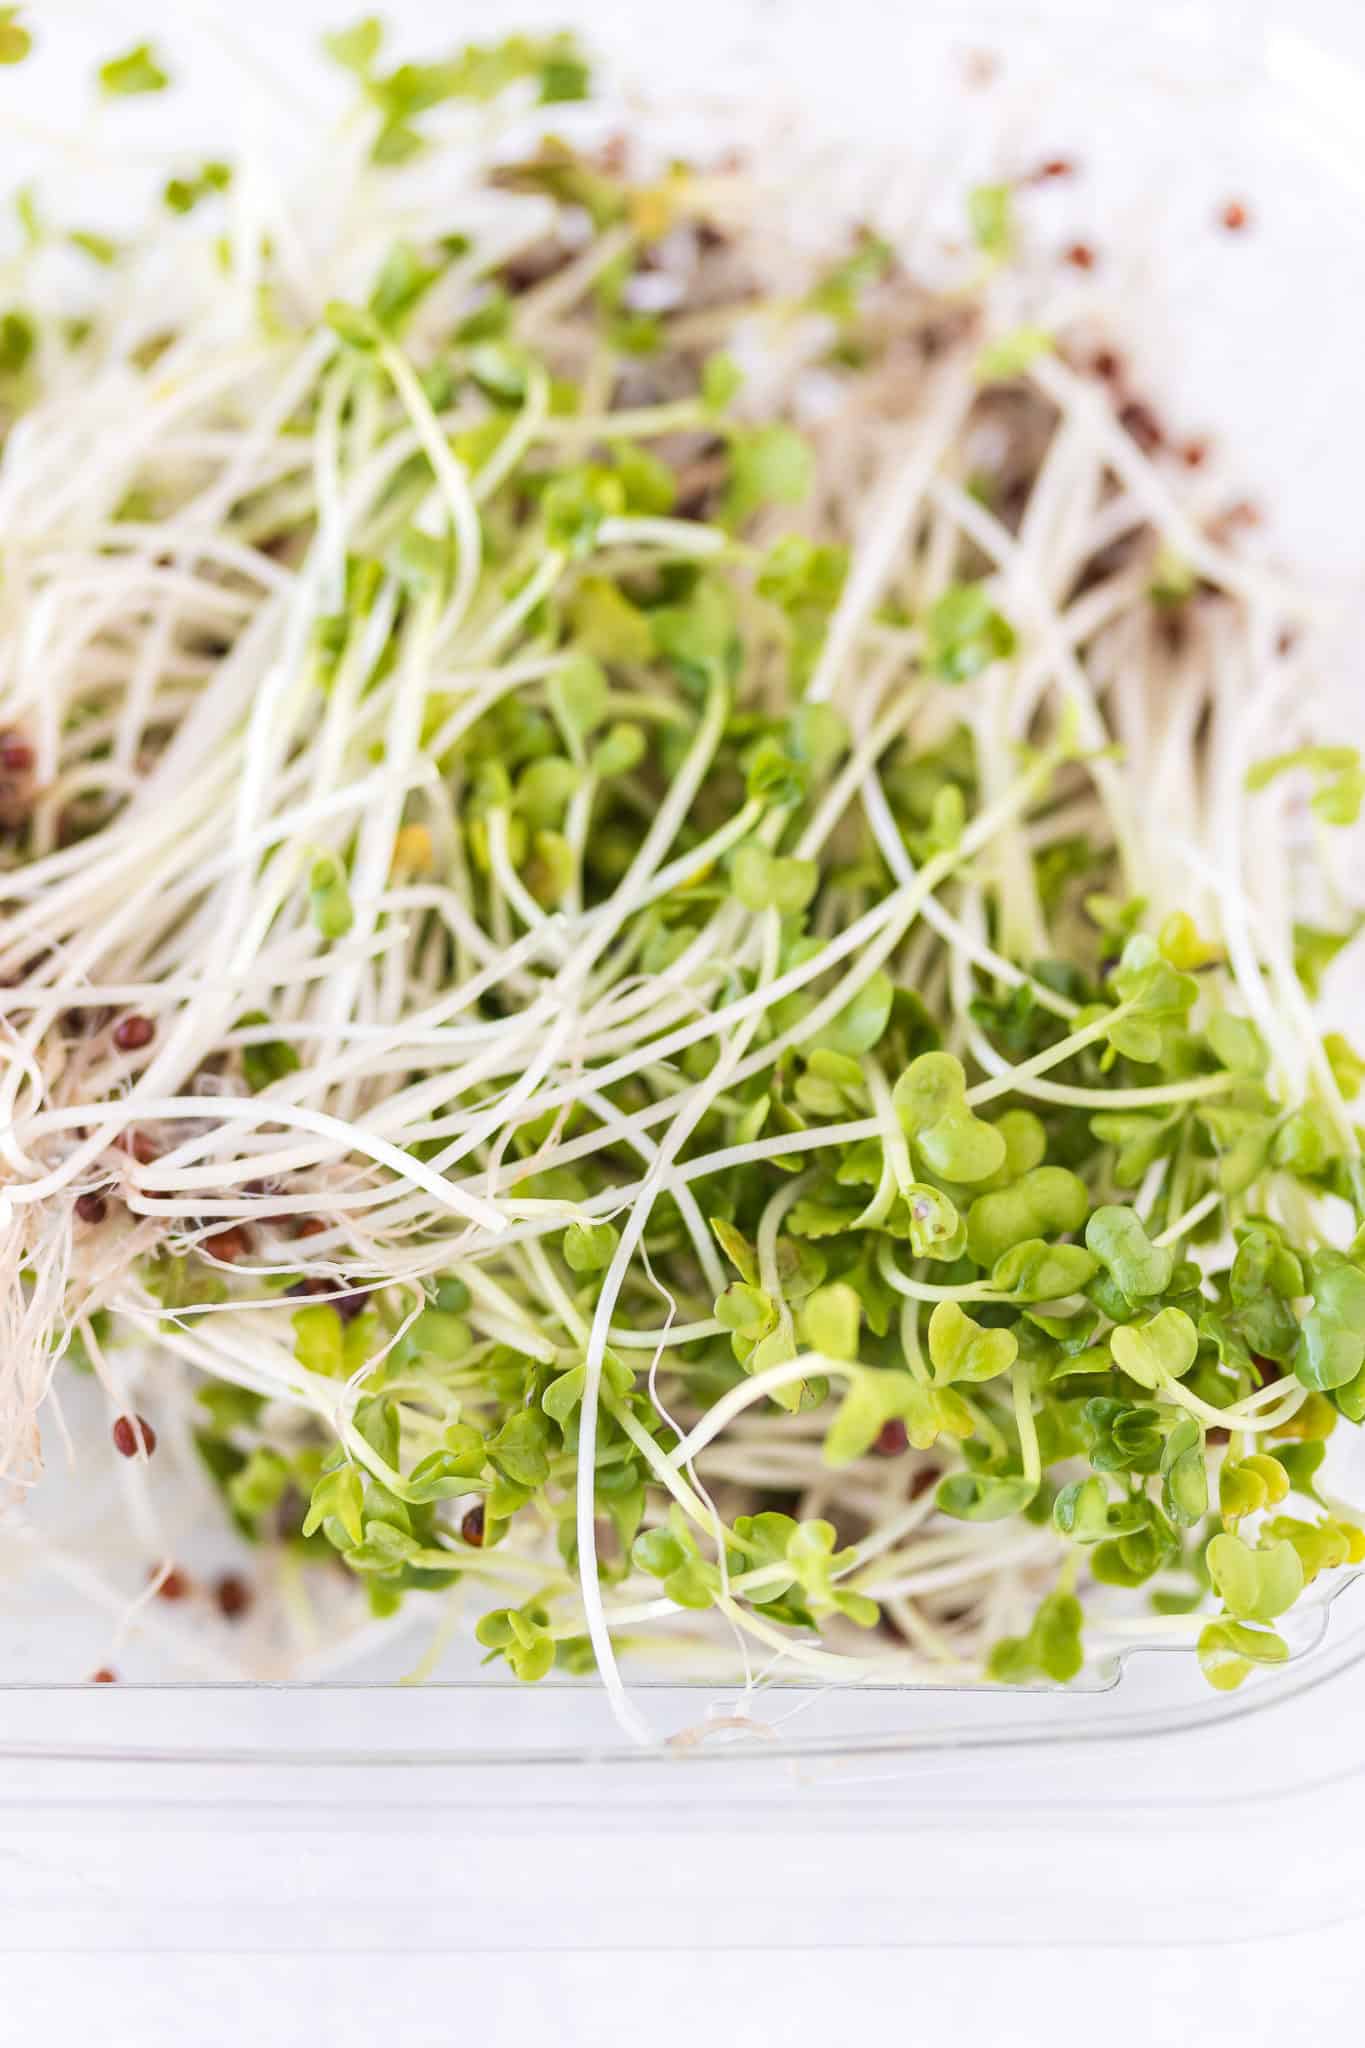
[[1, 18, 1364, 1735]]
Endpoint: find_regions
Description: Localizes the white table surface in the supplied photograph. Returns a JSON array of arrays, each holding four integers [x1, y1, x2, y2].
[[2, 1933, 1361, 2044], [5, 0, 1365, 2035]]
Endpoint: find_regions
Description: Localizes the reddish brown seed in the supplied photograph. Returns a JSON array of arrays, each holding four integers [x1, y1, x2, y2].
[[1276, 626, 1299, 657], [1064, 241, 1096, 270], [330, 1290, 369, 1324], [1222, 497, 1263, 529], [910, 1466, 941, 1499], [1031, 157, 1076, 182], [214, 1574, 251, 1620], [0, 732, 34, 774], [115, 1127, 160, 1165], [1206, 1426, 1230, 1446], [1220, 199, 1249, 232], [598, 131, 629, 175], [113, 1014, 155, 1052], [75, 1192, 108, 1224], [90, 1667, 118, 1684], [112, 1413, 156, 1458], [151, 1566, 191, 1601], [1091, 347, 1122, 382], [1119, 400, 1165, 454], [1181, 437, 1210, 469], [461, 1502, 487, 1547], [202, 1226, 252, 1263], [872, 1419, 909, 1457], [293, 1217, 327, 1239]]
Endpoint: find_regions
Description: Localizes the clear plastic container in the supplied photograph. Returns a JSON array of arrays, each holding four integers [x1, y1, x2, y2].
[[3, 0, 1365, 1951]]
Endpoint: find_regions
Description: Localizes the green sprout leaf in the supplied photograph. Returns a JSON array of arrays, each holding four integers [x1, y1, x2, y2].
[[927, 1300, 1018, 1385], [563, 1219, 619, 1275], [992, 1239, 1097, 1301], [731, 846, 818, 916], [325, 300, 382, 353], [724, 424, 813, 526], [902, 1183, 966, 1262], [1247, 744, 1364, 828], [1294, 1250, 1365, 1392], [1198, 1617, 1289, 1691], [309, 854, 354, 939], [797, 1282, 861, 1360], [922, 582, 1017, 683], [164, 161, 233, 216], [0, 309, 35, 377], [1083, 1397, 1163, 1474], [99, 42, 170, 95], [810, 971, 894, 1057], [966, 1166, 1089, 1269], [476, 1602, 556, 1681], [323, 17, 384, 78], [988, 1588, 1084, 1683], [1106, 934, 1199, 1064], [967, 183, 1013, 260], [1294, 917, 1363, 999], [783, 1519, 878, 1627], [303, 1465, 364, 1546], [368, 240, 439, 334], [1161, 1416, 1209, 1527], [823, 1372, 971, 1465], [1110, 1306, 1198, 1390], [894, 1051, 1007, 1184], [701, 352, 743, 413], [806, 234, 892, 319], [0, 8, 31, 64], [976, 327, 1053, 382], [1206, 1531, 1304, 1623], [226, 1446, 293, 1523], [1053, 1476, 1111, 1544], [1084, 1205, 1174, 1303], [1218, 1453, 1289, 1525], [937, 1472, 1038, 1522], [236, 1012, 301, 1092], [709, 1217, 759, 1285]]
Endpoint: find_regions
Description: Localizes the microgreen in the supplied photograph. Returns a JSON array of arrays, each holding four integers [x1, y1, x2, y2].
[[894, 1052, 1007, 1182], [976, 327, 1054, 382], [965, 1166, 1089, 1267], [967, 183, 1014, 260], [6, 21, 1363, 1725], [322, 19, 385, 80], [988, 1588, 1083, 1682], [1248, 745, 1364, 827], [701, 352, 743, 413], [164, 162, 232, 216], [922, 582, 1017, 682], [309, 854, 354, 939], [723, 423, 814, 526], [98, 43, 170, 96], [0, 7, 31, 64], [807, 234, 892, 320]]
